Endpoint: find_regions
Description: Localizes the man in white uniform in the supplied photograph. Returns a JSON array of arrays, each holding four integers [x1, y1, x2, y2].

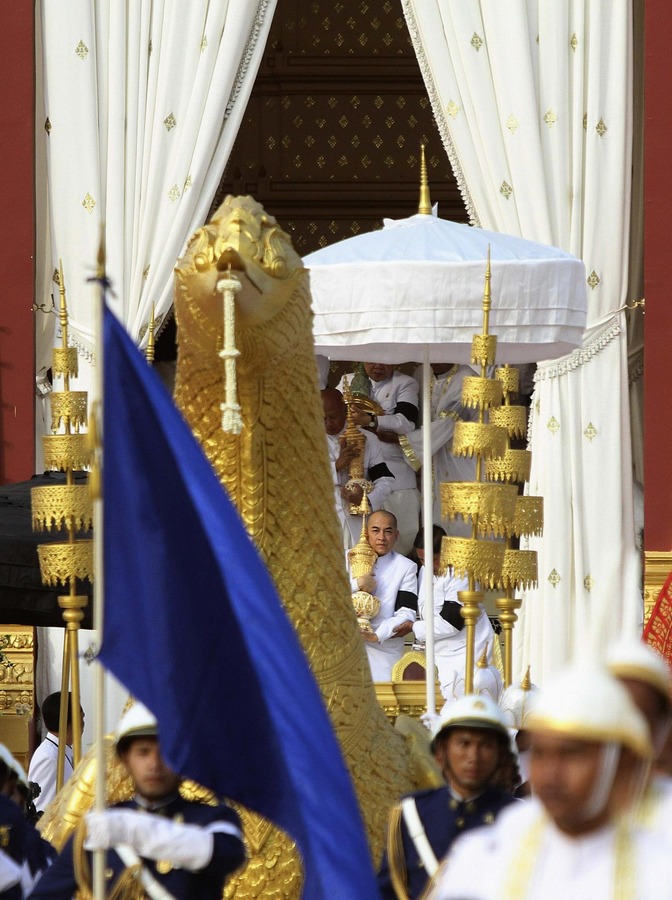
[[425, 664, 670, 900], [607, 638, 672, 837], [322, 388, 394, 548], [28, 691, 82, 813], [344, 363, 421, 555], [411, 526, 495, 699], [348, 510, 417, 681], [400, 363, 480, 532]]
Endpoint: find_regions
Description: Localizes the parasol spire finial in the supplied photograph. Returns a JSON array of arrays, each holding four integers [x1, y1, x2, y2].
[[418, 143, 432, 215]]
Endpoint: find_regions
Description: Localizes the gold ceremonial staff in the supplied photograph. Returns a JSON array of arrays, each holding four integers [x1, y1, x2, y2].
[[31, 262, 92, 787], [439, 250, 543, 692]]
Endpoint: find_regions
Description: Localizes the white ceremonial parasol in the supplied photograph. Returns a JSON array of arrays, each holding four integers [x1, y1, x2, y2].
[[304, 210, 587, 714]]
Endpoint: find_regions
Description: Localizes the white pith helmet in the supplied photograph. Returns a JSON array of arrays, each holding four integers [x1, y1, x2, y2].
[[115, 701, 158, 753], [432, 692, 509, 741], [526, 664, 652, 760], [606, 638, 672, 708]]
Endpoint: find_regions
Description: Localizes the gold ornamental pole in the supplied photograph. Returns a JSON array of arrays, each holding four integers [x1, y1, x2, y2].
[[440, 249, 513, 693], [32, 263, 92, 788], [487, 366, 544, 687]]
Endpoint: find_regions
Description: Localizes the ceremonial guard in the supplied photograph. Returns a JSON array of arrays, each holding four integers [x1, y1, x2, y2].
[[30, 704, 246, 898], [378, 695, 515, 899], [426, 664, 672, 900]]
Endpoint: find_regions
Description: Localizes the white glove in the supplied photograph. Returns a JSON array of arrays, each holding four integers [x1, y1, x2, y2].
[[0, 850, 21, 892], [84, 809, 214, 872]]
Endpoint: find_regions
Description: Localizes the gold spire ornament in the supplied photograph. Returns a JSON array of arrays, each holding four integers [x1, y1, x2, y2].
[[341, 379, 373, 515], [145, 303, 156, 364], [439, 247, 544, 692], [418, 143, 432, 215], [347, 513, 380, 632], [31, 262, 91, 787]]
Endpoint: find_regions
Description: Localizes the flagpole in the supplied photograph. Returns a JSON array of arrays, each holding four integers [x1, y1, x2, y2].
[[422, 348, 436, 716], [90, 231, 107, 900]]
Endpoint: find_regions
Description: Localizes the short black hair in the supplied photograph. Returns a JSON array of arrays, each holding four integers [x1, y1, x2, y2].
[[413, 525, 446, 555], [41, 692, 73, 732]]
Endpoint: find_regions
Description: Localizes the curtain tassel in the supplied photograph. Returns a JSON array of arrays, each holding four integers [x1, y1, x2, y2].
[[216, 271, 243, 434]]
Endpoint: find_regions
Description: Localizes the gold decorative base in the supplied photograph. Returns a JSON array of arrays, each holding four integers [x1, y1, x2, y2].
[[644, 550, 672, 626]]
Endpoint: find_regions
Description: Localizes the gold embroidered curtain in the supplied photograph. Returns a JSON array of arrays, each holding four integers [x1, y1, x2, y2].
[[402, 0, 642, 682]]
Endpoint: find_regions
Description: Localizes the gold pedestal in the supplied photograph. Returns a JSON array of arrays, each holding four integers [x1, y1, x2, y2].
[[458, 590, 485, 694], [495, 592, 522, 688]]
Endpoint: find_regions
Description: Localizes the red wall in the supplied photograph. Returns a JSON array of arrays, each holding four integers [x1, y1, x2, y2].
[[0, 3, 35, 484], [644, 3, 672, 550]]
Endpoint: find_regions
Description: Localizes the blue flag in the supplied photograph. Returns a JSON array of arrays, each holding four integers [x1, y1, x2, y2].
[[101, 306, 377, 899]]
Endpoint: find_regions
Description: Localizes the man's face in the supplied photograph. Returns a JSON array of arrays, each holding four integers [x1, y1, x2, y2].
[[367, 513, 398, 556], [364, 363, 395, 383], [322, 393, 347, 435], [416, 547, 441, 575], [121, 737, 181, 802], [529, 734, 607, 834], [434, 727, 501, 798]]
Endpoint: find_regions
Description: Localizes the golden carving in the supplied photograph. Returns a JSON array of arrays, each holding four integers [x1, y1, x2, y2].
[[31, 485, 93, 532], [440, 537, 506, 588], [37, 542, 93, 587], [488, 406, 527, 440], [440, 482, 518, 537], [511, 496, 544, 538], [461, 376, 503, 410], [494, 365, 519, 396], [52, 348, 79, 379], [451, 422, 508, 460], [42, 435, 90, 472], [470, 335, 497, 368], [485, 449, 532, 484], [50, 392, 89, 433], [499, 549, 538, 591]]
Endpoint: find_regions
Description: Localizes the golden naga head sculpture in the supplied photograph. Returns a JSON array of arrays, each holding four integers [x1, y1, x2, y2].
[[174, 195, 306, 356]]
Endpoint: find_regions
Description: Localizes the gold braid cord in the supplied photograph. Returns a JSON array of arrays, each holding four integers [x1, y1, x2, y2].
[[387, 803, 409, 900], [39, 197, 416, 899]]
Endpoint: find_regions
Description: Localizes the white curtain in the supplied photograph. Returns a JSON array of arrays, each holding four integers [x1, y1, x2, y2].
[[38, 0, 276, 363], [35, 0, 276, 737], [402, 0, 641, 682]]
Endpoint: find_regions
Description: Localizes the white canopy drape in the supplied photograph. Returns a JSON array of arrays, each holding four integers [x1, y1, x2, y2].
[[38, 0, 276, 361], [35, 0, 276, 742], [402, 0, 641, 682]]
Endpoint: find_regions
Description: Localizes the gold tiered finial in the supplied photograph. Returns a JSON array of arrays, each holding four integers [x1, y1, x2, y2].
[[342, 379, 372, 515], [438, 246, 544, 692], [417, 143, 432, 215], [145, 303, 156, 364], [521, 665, 532, 691], [31, 264, 91, 787], [348, 513, 380, 631], [487, 363, 543, 687]]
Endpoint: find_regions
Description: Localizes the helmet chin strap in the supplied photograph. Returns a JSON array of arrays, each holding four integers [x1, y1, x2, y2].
[[583, 742, 620, 820]]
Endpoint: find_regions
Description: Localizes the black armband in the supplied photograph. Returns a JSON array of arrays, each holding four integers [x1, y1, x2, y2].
[[395, 402, 419, 427], [395, 591, 418, 613], [368, 462, 394, 482], [440, 601, 465, 630]]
